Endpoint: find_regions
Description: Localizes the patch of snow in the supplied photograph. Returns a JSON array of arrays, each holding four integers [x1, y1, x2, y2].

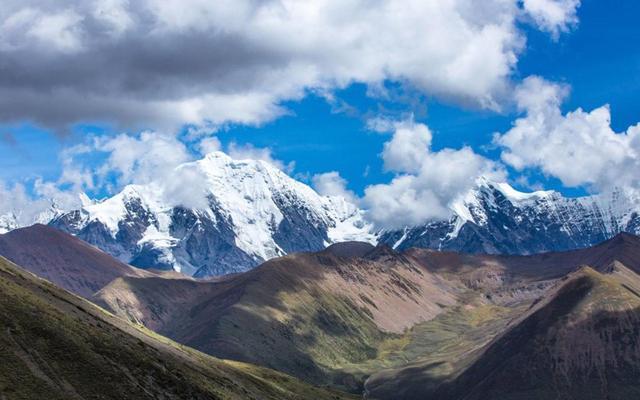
[[392, 228, 409, 250], [493, 182, 555, 203]]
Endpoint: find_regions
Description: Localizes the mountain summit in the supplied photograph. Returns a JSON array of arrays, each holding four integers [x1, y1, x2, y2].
[[50, 152, 374, 277], [4, 166, 640, 276], [380, 179, 640, 255]]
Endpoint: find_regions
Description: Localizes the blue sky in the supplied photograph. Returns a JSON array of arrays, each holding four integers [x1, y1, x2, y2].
[[0, 0, 639, 226], [211, 0, 638, 196]]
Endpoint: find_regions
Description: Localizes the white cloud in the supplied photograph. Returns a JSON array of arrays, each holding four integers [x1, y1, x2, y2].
[[312, 171, 357, 203], [0, 0, 580, 132], [93, 131, 192, 187], [0, 180, 85, 229], [227, 142, 295, 173], [160, 163, 210, 210], [41, 132, 297, 211], [366, 116, 401, 133], [1, 8, 84, 52], [381, 122, 433, 173], [363, 120, 505, 229], [522, 0, 580, 38], [496, 76, 640, 190], [0, 183, 35, 218], [197, 136, 222, 155]]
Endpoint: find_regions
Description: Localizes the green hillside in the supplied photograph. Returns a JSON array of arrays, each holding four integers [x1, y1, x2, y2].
[[0, 256, 356, 400]]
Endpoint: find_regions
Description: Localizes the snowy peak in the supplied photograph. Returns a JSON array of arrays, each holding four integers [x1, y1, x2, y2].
[[381, 179, 640, 255], [0, 198, 71, 234], [449, 180, 557, 227], [9, 165, 640, 276], [50, 152, 374, 277]]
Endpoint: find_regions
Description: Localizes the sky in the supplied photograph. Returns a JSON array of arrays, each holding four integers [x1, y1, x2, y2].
[[0, 0, 639, 229]]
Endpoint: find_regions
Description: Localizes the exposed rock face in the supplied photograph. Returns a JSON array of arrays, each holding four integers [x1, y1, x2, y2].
[[49, 152, 375, 277], [380, 179, 640, 255]]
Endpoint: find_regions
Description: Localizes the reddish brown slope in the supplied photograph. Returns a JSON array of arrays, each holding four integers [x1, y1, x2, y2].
[[0, 224, 145, 297], [370, 264, 640, 400], [404, 232, 640, 303], [95, 244, 458, 388]]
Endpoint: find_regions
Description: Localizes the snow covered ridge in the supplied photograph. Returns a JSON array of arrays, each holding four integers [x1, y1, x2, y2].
[[48, 152, 376, 277], [380, 179, 640, 255], [3, 156, 640, 276], [0, 202, 68, 234]]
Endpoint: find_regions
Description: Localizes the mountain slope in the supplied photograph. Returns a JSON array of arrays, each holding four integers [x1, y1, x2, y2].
[[0, 255, 356, 400], [51, 152, 374, 277], [93, 243, 457, 390], [366, 262, 640, 400], [440, 264, 640, 400], [0, 224, 147, 298], [381, 179, 640, 255], [91, 233, 640, 398], [407, 232, 640, 284]]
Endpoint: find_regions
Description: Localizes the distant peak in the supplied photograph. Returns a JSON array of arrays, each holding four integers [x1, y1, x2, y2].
[[364, 243, 400, 260], [604, 231, 640, 246], [323, 241, 375, 258], [472, 177, 555, 202]]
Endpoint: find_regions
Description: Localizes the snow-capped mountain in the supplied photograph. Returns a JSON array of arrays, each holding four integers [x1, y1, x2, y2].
[[49, 152, 375, 277], [0, 202, 68, 234], [379, 178, 640, 254], [5, 158, 640, 276]]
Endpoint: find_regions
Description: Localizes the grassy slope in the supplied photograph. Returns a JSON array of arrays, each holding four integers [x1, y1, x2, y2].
[[0, 256, 356, 400], [92, 234, 640, 399], [96, 250, 457, 392], [363, 301, 522, 398], [369, 264, 640, 400], [166, 253, 393, 392]]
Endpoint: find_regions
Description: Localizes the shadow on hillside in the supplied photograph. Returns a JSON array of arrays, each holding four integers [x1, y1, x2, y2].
[[368, 275, 640, 400], [114, 253, 385, 393]]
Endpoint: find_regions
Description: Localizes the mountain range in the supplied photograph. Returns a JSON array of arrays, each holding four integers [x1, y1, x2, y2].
[[4, 220, 640, 398], [3, 153, 640, 278], [0, 252, 356, 400], [93, 233, 640, 399], [381, 178, 640, 255]]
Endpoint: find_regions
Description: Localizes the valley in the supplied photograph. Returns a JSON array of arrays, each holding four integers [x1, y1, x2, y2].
[[3, 223, 640, 399]]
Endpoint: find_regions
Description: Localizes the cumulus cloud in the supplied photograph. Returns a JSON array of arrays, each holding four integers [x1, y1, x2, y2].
[[34, 131, 295, 210], [160, 163, 211, 210], [381, 121, 433, 173], [0, 183, 39, 222], [522, 0, 580, 38], [92, 131, 193, 187], [495, 76, 640, 190], [363, 120, 505, 229], [0, 179, 86, 228], [312, 171, 357, 203], [0, 0, 579, 133], [227, 142, 295, 173]]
